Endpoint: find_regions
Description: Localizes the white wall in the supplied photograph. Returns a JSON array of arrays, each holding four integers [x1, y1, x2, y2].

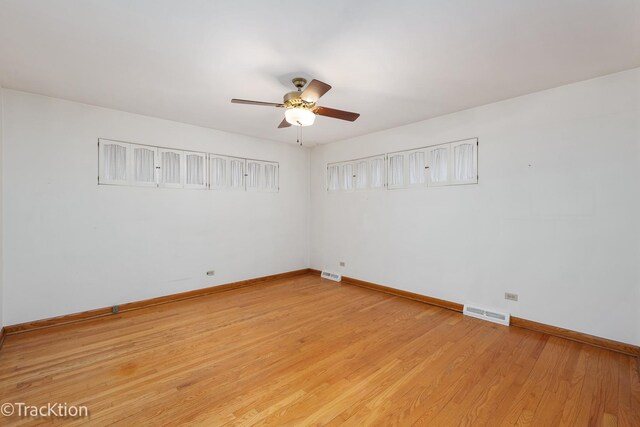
[[310, 68, 640, 346], [3, 69, 639, 347], [2, 90, 310, 325]]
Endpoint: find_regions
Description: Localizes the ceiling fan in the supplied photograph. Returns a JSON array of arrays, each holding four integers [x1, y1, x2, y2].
[[231, 77, 360, 128]]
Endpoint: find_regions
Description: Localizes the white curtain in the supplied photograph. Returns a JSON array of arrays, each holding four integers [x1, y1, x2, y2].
[[161, 151, 181, 184], [355, 161, 368, 189], [370, 158, 384, 188], [186, 154, 205, 185], [104, 144, 127, 181], [247, 162, 261, 189], [210, 157, 226, 189], [230, 159, 244, 189], [389, 154, 404, 187], [264, 163, 278, 191], [341, 164, 354, 190], [134, 147, 155, 183], [430, 147, 448, 183], [409, 151, 425, 185], [454, 143, 474, 181], [328, 165, 340, 191]]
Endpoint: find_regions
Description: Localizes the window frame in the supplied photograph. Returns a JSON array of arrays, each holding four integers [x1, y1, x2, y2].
[[407, 148, 428, 188], [183, 151, 209, 190], [387, 152, 408, 190], [368, 156, 386, 190], [451, 138, 478, 185], [98, 139, 131, 186], [327, 164, 341, 192], [158, 148, 185, 189], [261, 160, 280, 193], [131, 144, 159, 188], [227, 156, 246, 191], [426, 143, 452, 187]]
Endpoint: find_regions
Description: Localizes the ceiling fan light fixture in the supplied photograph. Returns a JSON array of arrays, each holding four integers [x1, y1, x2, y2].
[[285, 108, 316, 126]]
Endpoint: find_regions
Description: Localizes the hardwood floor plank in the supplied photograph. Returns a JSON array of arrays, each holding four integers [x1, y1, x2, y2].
[[0, 274, 637, 426]]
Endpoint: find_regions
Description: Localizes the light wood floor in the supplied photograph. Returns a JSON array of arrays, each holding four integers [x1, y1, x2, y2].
[[0, 274, 638, 426]]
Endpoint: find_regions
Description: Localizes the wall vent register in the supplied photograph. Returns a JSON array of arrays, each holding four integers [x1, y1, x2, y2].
[[463, 305, 510, 326], [320, 271, 342, 282]]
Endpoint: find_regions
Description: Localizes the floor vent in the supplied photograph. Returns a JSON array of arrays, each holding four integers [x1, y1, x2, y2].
[[320, 270, 342, 282], [463, 305, 510, 326]]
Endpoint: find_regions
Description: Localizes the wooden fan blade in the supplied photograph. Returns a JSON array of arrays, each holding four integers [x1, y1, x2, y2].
[[301, 80, 332, 102], [314, 106, 360, 122], [278, 118, 291, 128], [231, 99, 284, 107]]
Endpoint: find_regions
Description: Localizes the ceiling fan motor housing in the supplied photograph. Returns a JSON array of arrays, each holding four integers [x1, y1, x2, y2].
[[283, 91, 315, 110]]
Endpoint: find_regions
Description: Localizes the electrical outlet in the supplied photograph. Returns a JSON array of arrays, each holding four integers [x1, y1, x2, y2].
[[505, 292, 518, 301], [206, 270, 215, 276], [112, 305, 120, 314], [339, 261, 345, 267]]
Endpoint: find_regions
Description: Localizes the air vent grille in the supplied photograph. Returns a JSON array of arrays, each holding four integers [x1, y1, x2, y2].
[[320, 271, 342, 282], [463, 305, 510, 326]]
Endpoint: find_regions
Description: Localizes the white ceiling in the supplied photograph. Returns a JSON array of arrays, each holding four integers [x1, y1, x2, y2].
[[1, 0, 639, 145]]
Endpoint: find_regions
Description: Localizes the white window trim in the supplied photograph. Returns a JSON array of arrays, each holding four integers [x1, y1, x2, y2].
[[426, 144, 451, 187], [183, 151, 209, 190], [387, 152, 408, 190], [158, 148, 185, 189], [327, 164, 341, 193], [261, 160, 280, 193], [368, 155, 387, 190], [325, 137, 478, 192], [98, 139, 130, 186], [451, 138, 478, 185], [98, 139, 280, 192], [209, 154, 230, 190], [407, 148, 428, 188], [246, 159, 277, 192], [354, 159, 369, 191], [131, 144, 159, 188], [340, 162, 356, 192], [227, 156, 247, 192]]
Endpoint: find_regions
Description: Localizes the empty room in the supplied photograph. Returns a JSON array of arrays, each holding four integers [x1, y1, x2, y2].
[[0, 0, 639, 425]]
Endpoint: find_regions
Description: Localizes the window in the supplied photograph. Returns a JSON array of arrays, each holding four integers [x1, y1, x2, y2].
[[325, 137, 477, 192], [408, 150, 427, 186], [133, 145, 157, 186], [210, 156, 227, 190], [370, 157, 385, 189], [246, 161, 262, 191], [209, 155, 246, 191], [355, 160, 368, 190], [387, 153, 406, 189], [329, 156, 386, 192], [229, 158, 245, 190], [328, 165, 340, 192], [452, 139, 478, 184], [99, 140, 129, 185], [427, 145, 450, 186], [246, 160, 279, 192], [159, 149, 183, 188], [264, 162, 279, 192], [340, 163, 354, 191], [185, 152, 208, 189], [98, 139, 278, 192]]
